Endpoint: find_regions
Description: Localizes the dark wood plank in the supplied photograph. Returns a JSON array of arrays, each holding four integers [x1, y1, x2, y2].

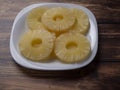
[[0, 62, 120, 90], [98, 24, 120, 61]]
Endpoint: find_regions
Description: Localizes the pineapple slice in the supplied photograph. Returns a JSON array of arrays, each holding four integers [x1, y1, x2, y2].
[[55, 32, 91, 63], [27, 7, 48, 30], [19, 29, 55, 61], [41, 7, 75, 32], [70, 8, 90, 35]]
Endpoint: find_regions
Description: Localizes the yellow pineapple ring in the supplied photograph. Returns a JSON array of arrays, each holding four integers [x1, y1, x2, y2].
[[19, 30, 55, 61], [27, 7, 48, 30], [55, 32, 91, 63], [70, 9, 90, 35], [41, 7, 75, 32]]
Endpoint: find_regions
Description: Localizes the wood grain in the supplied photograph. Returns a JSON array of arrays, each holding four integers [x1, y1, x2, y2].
[[0, 62, 120, 90], [0, 0, 120, 90]]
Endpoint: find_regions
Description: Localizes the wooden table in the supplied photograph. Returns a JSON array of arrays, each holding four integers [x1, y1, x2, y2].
[[0, 0, 120, 90]]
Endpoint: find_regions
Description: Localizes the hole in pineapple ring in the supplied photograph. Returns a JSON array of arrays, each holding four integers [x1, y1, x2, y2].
[[31, 38, 42, 47], [38, 17, 41, 22], [66, 42, 78, 49], [53, 15, 63, 21]]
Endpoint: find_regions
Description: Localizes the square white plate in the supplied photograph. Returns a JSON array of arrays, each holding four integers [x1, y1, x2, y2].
[[10, 3, 98, 70]]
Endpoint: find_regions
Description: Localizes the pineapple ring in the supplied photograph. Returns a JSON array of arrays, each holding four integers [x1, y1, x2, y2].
[[41, 7, 75, 32], [70, 9, 90, 35], [27, 7, 48, 30], [55, 32, 91, 63], [19, 30, 55, 61]]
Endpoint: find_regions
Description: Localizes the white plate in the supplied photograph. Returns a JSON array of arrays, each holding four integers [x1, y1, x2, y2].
[[10, 3, 98, 70]]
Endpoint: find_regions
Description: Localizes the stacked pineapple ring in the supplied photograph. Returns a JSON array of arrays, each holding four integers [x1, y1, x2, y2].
[[19, 7, 91, 63]]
